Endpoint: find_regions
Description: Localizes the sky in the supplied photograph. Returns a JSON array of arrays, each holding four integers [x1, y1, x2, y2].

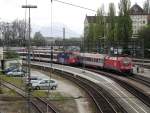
[[0, 0, 144, 37]]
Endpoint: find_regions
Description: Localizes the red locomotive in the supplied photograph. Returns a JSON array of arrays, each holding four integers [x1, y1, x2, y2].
[[57, 51, 80, 65], [104, 55, 132, 73]]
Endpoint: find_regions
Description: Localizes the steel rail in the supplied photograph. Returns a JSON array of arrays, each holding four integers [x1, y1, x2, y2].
[[87, 68, 150, 108], [129, 75, 150, 87], [1, 79, 60, 113], [29, 64, 127, 113]]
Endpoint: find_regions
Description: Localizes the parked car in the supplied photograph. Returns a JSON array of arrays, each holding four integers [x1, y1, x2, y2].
[[6, 69, 25, 77], [25, 76, 43, 84], [32, 79, 57, 90], [4, 67, 17, 74]]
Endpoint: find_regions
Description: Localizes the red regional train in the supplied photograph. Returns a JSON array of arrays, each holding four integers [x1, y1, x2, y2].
[[77, 53, 133, 73], [18, 49, 133, 73]]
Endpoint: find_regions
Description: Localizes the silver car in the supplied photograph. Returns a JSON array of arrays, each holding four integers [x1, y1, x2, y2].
[[32, 79, 57, 90], [25, 76, 43, 84], [6, 69, 25, 77]]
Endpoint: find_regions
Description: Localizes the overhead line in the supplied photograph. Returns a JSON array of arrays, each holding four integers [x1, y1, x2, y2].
[[52, 0, 96, 12]]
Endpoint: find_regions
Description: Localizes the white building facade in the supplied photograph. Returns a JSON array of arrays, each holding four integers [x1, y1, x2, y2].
[[129, 4, 149, 35]]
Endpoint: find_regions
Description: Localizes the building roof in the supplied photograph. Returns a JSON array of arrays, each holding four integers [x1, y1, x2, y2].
[[85, 16, 96, 23], [85, 15, 119, 24], [129, 4, 147, 15], [85, 4, 149, 24]]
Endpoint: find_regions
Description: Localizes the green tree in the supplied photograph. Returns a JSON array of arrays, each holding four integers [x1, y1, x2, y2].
[[117, 0, 132, 54], [107, 3, 116, 41], [33, 31, 46, 46], [86, 23, 94, 52], [143, 0, 150, 14], [93, 6, 106, 52], [4, 50, 19, 59], [139, 25, 150, 58], [95, 6, 105, 39]]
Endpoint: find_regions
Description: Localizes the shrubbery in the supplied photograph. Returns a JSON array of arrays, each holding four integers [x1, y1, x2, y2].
[[4, 50, 19, 59]]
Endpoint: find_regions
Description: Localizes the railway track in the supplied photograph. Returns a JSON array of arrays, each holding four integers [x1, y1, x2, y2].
[[1, 79, 60, 113], [86, 68, 150, 108], [23, 59, 150, 111], [30, 64, 127, 113], [129, 75, 150, 87]]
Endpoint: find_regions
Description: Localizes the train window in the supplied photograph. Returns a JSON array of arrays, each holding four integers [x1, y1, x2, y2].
[[83, 57, 86, 61], [87, 57, 89, 61], [86, 57, 89, 61], [86, 57, 88, 61], [53, 56, 56, 59], [93, 58, 95, 62], [95, 59, 97, 62], [89, 57, 92, 61], [98, 59, 101, 63], [88, 58, 91, 61], [96, 59, 98, 62], [89, 58, 93, 61], [92, 58, 94, 62], [89, 58, 91, 61]]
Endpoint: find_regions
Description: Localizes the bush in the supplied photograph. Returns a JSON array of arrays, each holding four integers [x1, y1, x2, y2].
[[4, 50, 19, 59], [0, 87, 2, 94]]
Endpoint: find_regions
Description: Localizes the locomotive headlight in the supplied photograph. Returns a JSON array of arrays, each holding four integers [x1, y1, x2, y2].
[[123, 58, 131, 65], [123, 61, 129, 64]]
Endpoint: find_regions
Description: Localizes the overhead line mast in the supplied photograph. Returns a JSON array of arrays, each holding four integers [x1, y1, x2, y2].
[[22, 4, 37, 113]]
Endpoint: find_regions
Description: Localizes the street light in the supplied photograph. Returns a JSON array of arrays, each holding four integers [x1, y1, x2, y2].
[[22, 5, 37, 113]]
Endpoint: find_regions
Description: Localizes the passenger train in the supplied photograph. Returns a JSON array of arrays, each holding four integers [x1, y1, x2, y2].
[[18, 48, 133, 73]]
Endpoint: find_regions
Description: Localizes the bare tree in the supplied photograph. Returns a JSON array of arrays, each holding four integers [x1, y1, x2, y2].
[[0, 20, 27, 47]]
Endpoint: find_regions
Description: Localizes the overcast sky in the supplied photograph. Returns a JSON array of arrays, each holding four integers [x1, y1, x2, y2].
[[0, 0, 144, 37]]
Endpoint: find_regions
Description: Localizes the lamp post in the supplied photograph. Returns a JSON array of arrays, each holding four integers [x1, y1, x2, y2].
[[22, 5, 37, 113]]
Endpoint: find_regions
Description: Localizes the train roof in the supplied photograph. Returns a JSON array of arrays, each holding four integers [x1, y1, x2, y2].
[[78, 53, 106, 59]]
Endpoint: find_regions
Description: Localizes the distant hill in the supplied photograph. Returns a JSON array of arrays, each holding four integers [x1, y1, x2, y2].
[[31, 23, 80, 38]]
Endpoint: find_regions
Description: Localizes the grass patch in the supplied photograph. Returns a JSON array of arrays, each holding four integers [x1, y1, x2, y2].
[[48, 92, 75, 101], [1, 87, 18, 96], [32, 90, 48, 97], [49, 92, 66, 101], [0, 75, 24, 88], [32, 91, 72, 101]]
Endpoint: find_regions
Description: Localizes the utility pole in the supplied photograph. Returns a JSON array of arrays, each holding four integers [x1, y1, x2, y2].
[[141, 38, 144, 73], [47, 2, 54, 112], [82, 35, 85, 73], [63, 27, 65, 50], [61, 27, 65, 72], [22, 5, 37, 113]]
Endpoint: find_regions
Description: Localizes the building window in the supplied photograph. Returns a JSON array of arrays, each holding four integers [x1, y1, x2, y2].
[[143, 21, 145, 24]]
